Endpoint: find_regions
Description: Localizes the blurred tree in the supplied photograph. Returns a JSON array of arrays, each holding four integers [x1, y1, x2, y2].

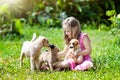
[[114, 0, 120, 13], [1, 0, 120, 37]]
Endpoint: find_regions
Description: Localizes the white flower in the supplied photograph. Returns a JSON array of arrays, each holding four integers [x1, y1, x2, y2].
[[117, 14, 120, 18]]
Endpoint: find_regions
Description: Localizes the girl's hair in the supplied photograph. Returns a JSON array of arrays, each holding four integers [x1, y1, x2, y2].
[[62, 17, 82, 44]]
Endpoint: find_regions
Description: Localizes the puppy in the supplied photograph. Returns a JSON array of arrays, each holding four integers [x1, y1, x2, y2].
[[39, 44, 59, 71], [20, 33, 49, 71], [56, 39, 83, 70], [65, 39, 83, 64]]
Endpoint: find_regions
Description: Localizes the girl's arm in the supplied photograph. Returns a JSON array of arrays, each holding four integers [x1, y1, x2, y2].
[[77, 36, 91, 56], [58, 44, 69, 59]]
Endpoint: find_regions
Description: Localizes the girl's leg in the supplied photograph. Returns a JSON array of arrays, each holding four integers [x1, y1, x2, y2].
[[67, 59, 76, 70], [74, 60, 93, 71], [59, 59, 76, 70], [56, 59, 76, 70], [58, 60, 69, 68], [76, 55, 83, 64]]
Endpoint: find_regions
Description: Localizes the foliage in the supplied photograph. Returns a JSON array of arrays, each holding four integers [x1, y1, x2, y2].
[[0, 0, 120, 36], [0, 27, 120, 79], [106, 10, 116, 28], [27, 2, 68, 27], [106, 10, 120, 44], [0, 18, 26, 39], [12, 18, 26, 35], [0, 0, 33, 36], [27, 0, 116, 28], [110, 28, 120, 45], [0, 3, 12, 27]]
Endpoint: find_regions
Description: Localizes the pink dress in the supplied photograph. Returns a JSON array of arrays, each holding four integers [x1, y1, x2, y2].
[[62, 33, 93, 70]]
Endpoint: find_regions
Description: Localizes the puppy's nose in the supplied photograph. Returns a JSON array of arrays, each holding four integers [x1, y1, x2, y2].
[[49, 44, 55, 49], [70, 46, 73, 48]]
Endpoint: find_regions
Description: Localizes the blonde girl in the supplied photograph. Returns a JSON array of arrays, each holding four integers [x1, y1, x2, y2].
[[58, 17, 93, 71]]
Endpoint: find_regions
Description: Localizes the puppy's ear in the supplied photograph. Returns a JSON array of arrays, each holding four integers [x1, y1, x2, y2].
[[69, 42, 71, 45], [42, 38, 47, 44], [42, 38, 45, 42], [75, 41, 78, 45]]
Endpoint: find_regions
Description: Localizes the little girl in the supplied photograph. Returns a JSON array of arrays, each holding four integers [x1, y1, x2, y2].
[[58, 17, 93, 71]]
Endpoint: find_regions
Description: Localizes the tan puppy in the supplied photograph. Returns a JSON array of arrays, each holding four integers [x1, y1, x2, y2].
[[39, 44, 59, 71], [20, 33, 49, 71], [65, 39, 83, 64], [55, 39, 83, 70]]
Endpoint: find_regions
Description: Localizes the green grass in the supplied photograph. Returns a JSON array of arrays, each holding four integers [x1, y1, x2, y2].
[[0, 26, 120, 80]]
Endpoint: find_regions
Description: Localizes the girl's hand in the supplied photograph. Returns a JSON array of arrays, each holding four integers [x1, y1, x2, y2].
[[69, 52, 74, 57], [76, 51, 81, 57]]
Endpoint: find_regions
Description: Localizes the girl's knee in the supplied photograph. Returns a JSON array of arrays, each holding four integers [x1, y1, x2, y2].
[[74, 61, 93, 71]]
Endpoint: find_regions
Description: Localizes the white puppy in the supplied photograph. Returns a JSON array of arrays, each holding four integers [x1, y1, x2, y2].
[[56, 39, 83, 70], [20, 33, 49, 71], [65, 39, 83, 64]]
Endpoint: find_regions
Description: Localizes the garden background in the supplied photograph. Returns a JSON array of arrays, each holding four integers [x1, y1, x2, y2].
[[0, 0, 120, 80]]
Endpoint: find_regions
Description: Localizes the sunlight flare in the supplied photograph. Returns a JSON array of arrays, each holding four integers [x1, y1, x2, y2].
[[0, 0, 33, 17]]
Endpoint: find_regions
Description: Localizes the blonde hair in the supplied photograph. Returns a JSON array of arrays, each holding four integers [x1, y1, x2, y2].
[[62, 17, 82, 44]]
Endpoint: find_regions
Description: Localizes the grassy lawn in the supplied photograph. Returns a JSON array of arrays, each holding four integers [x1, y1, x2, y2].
[[0, 26, 120, 80]]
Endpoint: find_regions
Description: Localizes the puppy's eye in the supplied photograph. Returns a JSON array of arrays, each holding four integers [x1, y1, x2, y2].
[[74, 42, 78, 45], [72, 43, 75, 45]]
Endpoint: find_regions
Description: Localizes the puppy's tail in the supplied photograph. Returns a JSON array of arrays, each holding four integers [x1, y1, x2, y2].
[[31, 33, 36, 42]]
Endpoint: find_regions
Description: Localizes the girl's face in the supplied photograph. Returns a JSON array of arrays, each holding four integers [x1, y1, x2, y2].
[[63, 25, 72, 39]]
